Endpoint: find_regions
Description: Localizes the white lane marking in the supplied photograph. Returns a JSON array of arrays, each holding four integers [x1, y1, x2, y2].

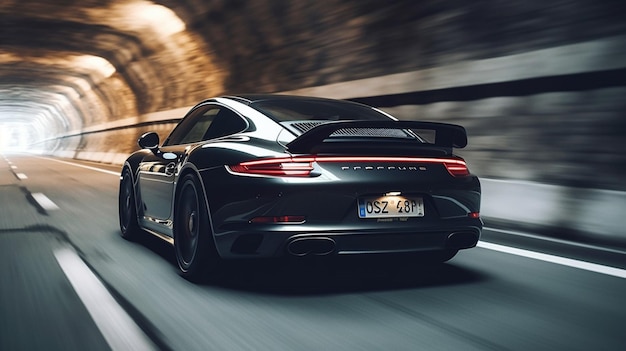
[[54, 247, 156, 351], [484, 226, 626, 255], [11, 165, 17, 169], [31, 193, 60, 211], [477, 241, 626, 279], [37, 156, 119, 176], [16, 172, 28, 180]]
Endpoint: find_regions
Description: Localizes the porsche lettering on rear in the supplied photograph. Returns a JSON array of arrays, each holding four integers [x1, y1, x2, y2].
[[341, 166, 427, 171]]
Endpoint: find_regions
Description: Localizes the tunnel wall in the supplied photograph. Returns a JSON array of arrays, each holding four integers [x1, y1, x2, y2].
[[49, 0, 626, 244], [59, 0, 626, 189]]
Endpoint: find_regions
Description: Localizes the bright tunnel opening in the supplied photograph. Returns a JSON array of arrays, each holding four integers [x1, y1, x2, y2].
[[0, 122, 34, 153]]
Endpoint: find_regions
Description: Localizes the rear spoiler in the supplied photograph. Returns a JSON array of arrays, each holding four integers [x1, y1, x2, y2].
[[286, 120, 467, 154]]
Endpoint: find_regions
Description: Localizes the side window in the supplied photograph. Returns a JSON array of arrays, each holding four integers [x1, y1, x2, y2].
[[202, 108, 247, 140], [164, 106, 211, 146], [179, 108, 220, 144], [163, 105, 247, 146]]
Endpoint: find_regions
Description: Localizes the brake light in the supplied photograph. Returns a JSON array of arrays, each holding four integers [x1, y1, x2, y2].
[[228, 156, 470, 177], [444, 161, 470, 177], [228, 157, 315, 177]]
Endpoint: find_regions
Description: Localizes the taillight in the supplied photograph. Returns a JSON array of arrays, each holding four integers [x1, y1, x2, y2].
[[228, 157, 315, 177], [443, 160, 470, 177], [228, 156, 470, 177]]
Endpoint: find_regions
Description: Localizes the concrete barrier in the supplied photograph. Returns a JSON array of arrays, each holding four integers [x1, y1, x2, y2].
[[481, 179, 626, 243]]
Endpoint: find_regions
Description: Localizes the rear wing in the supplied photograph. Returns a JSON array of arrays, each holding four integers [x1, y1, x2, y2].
[[285, 120, 467, 155]]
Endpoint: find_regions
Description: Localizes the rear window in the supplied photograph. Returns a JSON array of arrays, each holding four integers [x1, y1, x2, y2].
[[250, 99, 392, 122]]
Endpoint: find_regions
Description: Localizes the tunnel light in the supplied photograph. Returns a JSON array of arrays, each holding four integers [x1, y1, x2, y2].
[[142, 4, 185, 36], [73, 56, 116, 78], [84, 1, 187, 39], [122, 2, 186, 36]]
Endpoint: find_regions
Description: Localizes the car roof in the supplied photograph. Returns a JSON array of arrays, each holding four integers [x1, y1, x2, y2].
[[221, 94, 360, 106]]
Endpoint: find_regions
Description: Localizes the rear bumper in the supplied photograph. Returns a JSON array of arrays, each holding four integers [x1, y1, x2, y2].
[[201, 165, 482, 259], [213, 219, 482, 259]]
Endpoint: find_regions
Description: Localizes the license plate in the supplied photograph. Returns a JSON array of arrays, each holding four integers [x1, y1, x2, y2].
[[358, 196, 424, 218]]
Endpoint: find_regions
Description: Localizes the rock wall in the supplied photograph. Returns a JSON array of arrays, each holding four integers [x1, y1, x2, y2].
[[190, 0, 625, 91]]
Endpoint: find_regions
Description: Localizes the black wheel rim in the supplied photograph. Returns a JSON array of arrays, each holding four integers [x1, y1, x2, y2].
[[177, 181, 199, 269]]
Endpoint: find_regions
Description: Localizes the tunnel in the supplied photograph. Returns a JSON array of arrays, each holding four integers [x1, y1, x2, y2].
[[2, 2, 626, 350], [1, 0, 626, 240]]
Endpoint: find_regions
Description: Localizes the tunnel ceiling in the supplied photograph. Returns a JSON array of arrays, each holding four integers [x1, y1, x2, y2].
[[2, 0, 624, 150], [2, 0, 401, 146], [0, 0, 226, 145]]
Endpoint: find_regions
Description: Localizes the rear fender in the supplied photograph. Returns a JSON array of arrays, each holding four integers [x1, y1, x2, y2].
[[174, 164, 221, 254]]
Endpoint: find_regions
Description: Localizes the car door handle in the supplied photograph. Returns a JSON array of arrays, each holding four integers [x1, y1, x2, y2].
[[165, 162, 177, 176]]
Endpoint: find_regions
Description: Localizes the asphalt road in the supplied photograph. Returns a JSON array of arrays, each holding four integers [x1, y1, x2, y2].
[[1, 153, 625, 351]]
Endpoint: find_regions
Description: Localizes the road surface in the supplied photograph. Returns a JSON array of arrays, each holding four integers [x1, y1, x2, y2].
[[1, 154, 624, 350]]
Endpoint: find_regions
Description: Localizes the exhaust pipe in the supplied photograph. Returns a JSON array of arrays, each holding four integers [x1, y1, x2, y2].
[[446, 232, 479, 249], [287, 237, 336, 256]]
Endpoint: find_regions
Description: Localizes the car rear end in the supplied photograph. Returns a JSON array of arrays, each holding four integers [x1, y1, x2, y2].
[[204, 116, 481, 260]]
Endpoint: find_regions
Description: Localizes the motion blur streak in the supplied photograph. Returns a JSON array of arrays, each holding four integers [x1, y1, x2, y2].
[[36, 156, 120, 176]]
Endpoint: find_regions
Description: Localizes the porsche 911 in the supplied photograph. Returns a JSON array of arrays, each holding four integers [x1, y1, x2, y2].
[[118, 94, 482, 281]]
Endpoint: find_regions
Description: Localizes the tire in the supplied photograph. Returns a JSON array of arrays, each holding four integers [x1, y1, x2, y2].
[[119, 168, 141, 240], [174, 174, 220, 282]]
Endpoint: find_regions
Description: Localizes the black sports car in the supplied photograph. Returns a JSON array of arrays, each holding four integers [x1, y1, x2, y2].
[[119, 95, 482, 280]]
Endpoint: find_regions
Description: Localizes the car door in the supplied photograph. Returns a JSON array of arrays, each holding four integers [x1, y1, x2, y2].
[[137, 104, 220, 223], [137, 147, 183, 223]]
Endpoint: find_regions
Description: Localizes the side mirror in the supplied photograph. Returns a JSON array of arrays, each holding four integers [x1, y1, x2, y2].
[[138, 132, 160, 150]]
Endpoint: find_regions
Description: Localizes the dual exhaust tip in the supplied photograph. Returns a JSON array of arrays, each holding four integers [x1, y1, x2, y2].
[[286, 231, 478, 256], [287, 237, 336, 256]]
